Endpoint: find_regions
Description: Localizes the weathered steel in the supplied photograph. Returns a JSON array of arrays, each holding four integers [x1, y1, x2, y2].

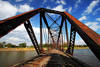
[[65, 20, 69, 48], [67, 25, 76, 55], [57, 16, 64, 49], [42, 8, 63, 15], [24, 20, 40, 55], [40, 12, 43, 50], [13, 49, 91, 67], [42, 11, 56, 48], [0, 8, 100, 61], [0, 8, 42, 38], [64, 11, 100, 60], [46, 14, 59, 26]]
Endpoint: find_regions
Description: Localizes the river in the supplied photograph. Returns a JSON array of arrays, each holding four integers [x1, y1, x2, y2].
[[0, 49, 100, 67]]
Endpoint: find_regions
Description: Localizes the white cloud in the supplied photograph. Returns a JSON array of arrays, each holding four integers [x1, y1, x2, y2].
[[52, 5, 66, 12], [0, 0, 18, 20], [46, 6, 51, 9], [0, 0, 34, 20], [68, 7, 72, 13], [75, 39, 86, 45], [0, 23, 48, 45], [0, 24, 31, 45], [79, 16, 87, 21], [85, 22, 100, 31], [18, 4, 34, 13], [7, 37, 22, 42], [16, 0, 23, 2], [43, 0, 47, 4], [75, 0, 81, 8], [96, 18, 100, 21], [56, 0, 66, 5], [82, 0, 99, 15], [93, 8, 100, 15]]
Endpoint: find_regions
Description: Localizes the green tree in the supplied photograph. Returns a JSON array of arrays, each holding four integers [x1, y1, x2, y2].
[[19, 43, 26, 48], [29, 45, 34, 48], [5, 43, 13, 48], [0, 42, 3, 48]]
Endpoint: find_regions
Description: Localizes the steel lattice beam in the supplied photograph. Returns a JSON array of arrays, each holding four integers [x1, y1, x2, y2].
[[0, 8, 100, 61], [24, 20, 40, 55], [57, 16, 64, 49], [42, 11, 56, 48], [67, 25, 76, 55], [0, 8, 42, 38], [65, 20, 69, 49], [40, 12, 43, 50], [64, 11, 100, 60]]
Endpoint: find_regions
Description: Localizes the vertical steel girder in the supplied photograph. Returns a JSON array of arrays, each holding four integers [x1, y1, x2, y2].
[[40, 12, 43, 50], [67, 25, 76, 55], [64, 11, 100, 60], [0, 8, 100, 61], [24, 20, 40, 55], [57, 16, 64, 49], [46, 14, 59, 27], [42, 11, 56, 48], [0, 8, 42, 38], [65, 20, 69, 48]]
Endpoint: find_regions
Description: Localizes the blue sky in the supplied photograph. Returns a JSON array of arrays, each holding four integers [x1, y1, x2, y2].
[[0, 0, 100, 45]]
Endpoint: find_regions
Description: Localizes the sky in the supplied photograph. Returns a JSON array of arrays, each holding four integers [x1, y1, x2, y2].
[[0, 0, 100, 46]]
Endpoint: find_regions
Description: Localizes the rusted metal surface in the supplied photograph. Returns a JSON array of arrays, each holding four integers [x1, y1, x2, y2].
[[24, 20, 41, 55], [40, 12, 43, 50], [21, 56, 51, 67], [42, 11, 56, 48], [65, 20, 69, 49], [0, 8, 100, 61], [67, 25, 76, 55], [64, 11, 100, 60], [57, 16, 64, 49], [13, 49, 91, 67], [64, 11, 100, 46], [0, 8, 42, 38]]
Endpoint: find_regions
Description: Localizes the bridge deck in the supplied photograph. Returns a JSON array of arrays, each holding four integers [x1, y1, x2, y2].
[[13, 49, 91, 67]]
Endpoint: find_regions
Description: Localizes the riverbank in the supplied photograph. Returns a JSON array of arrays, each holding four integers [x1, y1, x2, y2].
[[0, 47, 89, 51], [0, 48, 34, 51]]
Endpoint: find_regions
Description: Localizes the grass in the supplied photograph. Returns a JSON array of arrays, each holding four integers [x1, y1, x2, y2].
[[0, 47, 88, 51]]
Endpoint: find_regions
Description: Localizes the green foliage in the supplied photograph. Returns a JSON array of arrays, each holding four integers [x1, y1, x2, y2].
[[19, 43, 26, 48], [5, 43, 16, 48], [0, 42, 28, 48], [0, 42, 3, 48], [28, 45, 34, 48], [42, 43, 48, 47], [75, 45, 87, 47]]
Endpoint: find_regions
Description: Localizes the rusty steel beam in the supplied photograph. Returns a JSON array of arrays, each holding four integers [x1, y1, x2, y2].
[[42, 12, 56, 48], [46, 14, 59, 26], [40, 12, 43, 50], [64, 11, 100, 60], [57, 16, 64, 49], [24, 20, 41, 55], [0, 8, 63, 38], [65, 19, 69, 48], [0, 8, 42, 38], [67, 25, 76, 55], [43, 8, 63, 15]]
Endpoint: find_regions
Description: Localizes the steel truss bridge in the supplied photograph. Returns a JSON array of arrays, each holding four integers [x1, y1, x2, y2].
[[0, 8, 100, 67]]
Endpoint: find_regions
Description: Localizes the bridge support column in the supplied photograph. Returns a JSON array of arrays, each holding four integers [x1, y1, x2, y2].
[[67, 25, 76, 55], [40, 12, 43, 52], [24, 20, 40, 55], [65, 20, 69, 50]]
